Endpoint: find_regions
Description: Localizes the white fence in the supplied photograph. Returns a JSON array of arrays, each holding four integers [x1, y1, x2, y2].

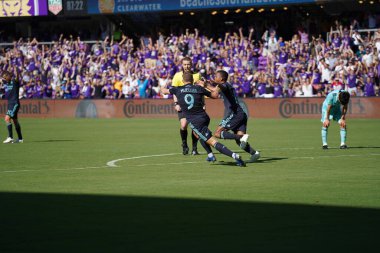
[[327, 28, 379, 42]]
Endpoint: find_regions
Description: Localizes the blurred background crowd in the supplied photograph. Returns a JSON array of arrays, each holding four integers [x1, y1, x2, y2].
[[0, 3, 379, 99]]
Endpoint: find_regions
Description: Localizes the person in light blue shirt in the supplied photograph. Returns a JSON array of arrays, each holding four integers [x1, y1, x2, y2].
[[138, 75, 149, 98], [321, 90, 350, 149]]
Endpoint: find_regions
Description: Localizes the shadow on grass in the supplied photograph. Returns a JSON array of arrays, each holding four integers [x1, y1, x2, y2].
[[253, 157, 288, 163], [346, 146, 380, 149], [1, 192, 378, 253], [215, 157, 287, 166], [326, 146, 380, 150], [32, 140, 78, 143]]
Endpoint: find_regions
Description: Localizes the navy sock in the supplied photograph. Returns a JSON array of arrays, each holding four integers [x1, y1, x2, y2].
[[221, 131, 241, 140], [200, 140, 212, 154], [7, 123, 13, 138], [180, 129, 188, 146], [214, 142, 234, 158], [191, 131, 198, 149], [236, 140, 256, 154], [244, 143, 256, 155], [15, 121, 23, 140]]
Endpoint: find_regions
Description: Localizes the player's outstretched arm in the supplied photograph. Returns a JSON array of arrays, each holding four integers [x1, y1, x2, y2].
[[206, 85, 220, 99], [171, 73, 182, 112], [13, 68, 20, 83], [199, 79, 220, 98], [172, 95, 181, 112], [160, 86, 170, 95]]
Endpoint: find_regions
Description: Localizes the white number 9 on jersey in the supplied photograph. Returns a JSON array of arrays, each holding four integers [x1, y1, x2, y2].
[[184, 94, 195, 110]]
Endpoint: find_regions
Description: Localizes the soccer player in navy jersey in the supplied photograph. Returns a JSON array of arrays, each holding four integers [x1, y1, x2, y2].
[[203, 70, 260, 162], [161, 72, 246, 167], [1, 70, 23, 144], [172, 57, 201, 155]]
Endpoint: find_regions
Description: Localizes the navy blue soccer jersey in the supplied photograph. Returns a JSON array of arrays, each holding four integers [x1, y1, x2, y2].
[[219, 82, 243, 113], [169, 84, 211, 118], [5, 79, 20, 104]]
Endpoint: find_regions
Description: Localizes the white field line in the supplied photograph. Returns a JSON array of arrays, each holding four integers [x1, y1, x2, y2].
[[1, 166, 109, 174], [292, 153, 380, 160], [1, 152, 379, 174], [106, 153, 182, 167], [261, 147, 316, 150], [135, 161, 203, 167]]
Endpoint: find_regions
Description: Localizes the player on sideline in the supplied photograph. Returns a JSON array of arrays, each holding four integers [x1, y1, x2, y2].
[[321, 90, 350, 149], [1, 70, 23, 144], [172, 57, 200, 155], [202, 70, 260, 162], [161, 72, 246, 167]]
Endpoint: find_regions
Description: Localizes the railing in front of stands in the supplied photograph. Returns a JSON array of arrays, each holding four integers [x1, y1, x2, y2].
[[326, 28, 379, 42]]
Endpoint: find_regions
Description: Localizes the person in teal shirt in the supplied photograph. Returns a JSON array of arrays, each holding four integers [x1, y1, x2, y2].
[[137, 75, 149, 98], [321, 90, 350, 149]]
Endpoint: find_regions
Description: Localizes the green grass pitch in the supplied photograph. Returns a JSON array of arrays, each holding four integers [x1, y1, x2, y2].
[[1, 118, 380, 252]]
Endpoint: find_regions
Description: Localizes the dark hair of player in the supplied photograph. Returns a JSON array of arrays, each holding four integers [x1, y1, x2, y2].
[[182, 72, 194, 84], [216, 70, 229, 82], [182, 57, 192, 63], [339, 91, 350, 105], [1, 70, 11, 79]]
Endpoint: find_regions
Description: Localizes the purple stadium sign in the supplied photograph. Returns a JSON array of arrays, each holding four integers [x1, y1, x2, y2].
[[0, 0, 48, 17]]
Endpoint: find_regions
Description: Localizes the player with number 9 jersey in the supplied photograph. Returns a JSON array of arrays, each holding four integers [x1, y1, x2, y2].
[[161, 72, 246, 167]]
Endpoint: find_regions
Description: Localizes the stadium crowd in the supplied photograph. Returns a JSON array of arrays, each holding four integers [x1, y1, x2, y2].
[[0, 19, 379, 99]]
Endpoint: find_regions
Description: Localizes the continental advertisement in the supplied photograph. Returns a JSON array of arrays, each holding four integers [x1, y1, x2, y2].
[[0, 98, 379, 119]]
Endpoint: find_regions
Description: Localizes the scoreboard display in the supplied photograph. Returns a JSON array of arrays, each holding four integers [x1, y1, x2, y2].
[[64, 0, 87, 15]]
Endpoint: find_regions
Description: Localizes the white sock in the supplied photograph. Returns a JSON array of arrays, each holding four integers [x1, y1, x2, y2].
[[208, 153, 214, 158]]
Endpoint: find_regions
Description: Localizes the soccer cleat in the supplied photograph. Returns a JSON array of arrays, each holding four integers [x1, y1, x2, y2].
[[182, 144, 189, 155], [3, 137, 13, 144], [206, 156, 217, 163], [191, 148, 200, 155], [13, 139, 23, 143], [250, 151, 261, 162], [340, 144, 348, 149], [322, 145, 328, 150], [235, 155, 246, 167], [239, 134, 250, 149]]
